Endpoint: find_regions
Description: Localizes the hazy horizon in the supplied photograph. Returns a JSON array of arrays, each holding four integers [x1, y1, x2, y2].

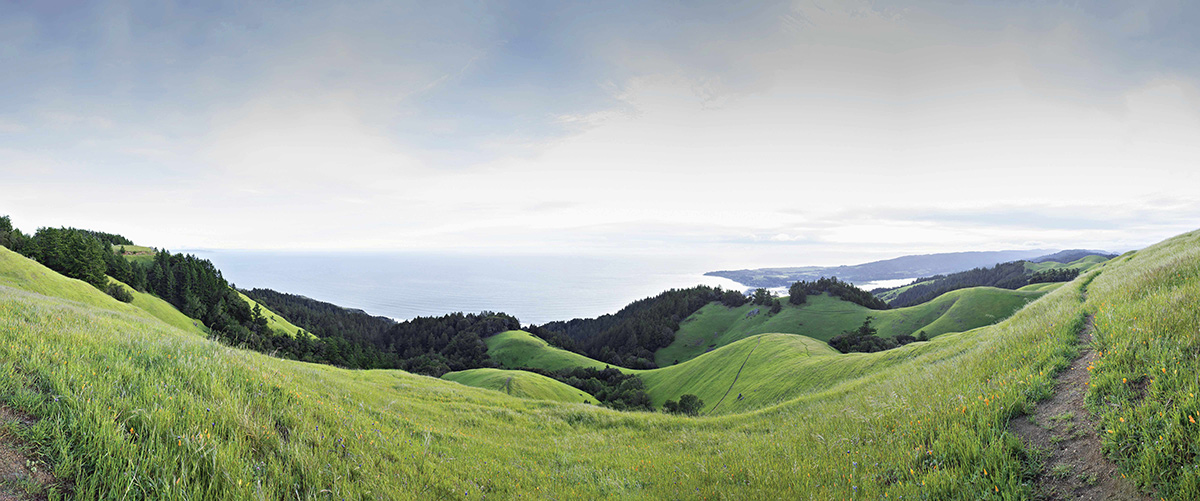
[[4, 1, 1199, 265]]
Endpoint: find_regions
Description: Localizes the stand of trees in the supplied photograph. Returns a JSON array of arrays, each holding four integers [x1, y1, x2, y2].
[[536, 286, 744, 369], [245, 288, 520, 376], [662, 394, 704, 415], [1029, 268, 1080, 284], [883, 261, 1030, 308], [787, 277, 889, 310], [520, 366, 653, 411], [828, 317, 925, 354]]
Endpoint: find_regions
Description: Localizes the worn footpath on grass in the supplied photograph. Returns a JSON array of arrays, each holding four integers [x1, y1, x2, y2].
[[1010, 315, 1150, 500], [0, 406, 55, 501]]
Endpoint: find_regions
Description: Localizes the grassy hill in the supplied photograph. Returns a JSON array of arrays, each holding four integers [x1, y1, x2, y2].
[[1017, 281, 1065, 293], [1, 229, 1198, 498], [637, 333, 842, 414], [113, 243, 157, 264], [1024, 254, 1109, 273], [442, 368, 599, 404], [658, 286, 1043, 366], [236, 291, 314, 339], [109, 277, 208, 336], [876, 255, 1109, 303], [485, 329, 611, 371]]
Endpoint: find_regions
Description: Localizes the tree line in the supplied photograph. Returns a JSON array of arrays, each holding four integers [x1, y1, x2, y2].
[[245, 288, 521, 376], [881, 260, 1079, 308], [1028, 268, 1079, 284], [519, 366, 653, 411], [828, 317, 928, 354], [535, 286, 747, 369], [788, 277, 890, 309]]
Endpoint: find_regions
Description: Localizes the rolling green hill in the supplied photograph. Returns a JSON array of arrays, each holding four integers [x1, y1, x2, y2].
[[485, 329, 611, 371], [108, 277, 208, 336], [113, 243, 157, 264], [1, 230, 1198, 499], [637, 333, 842, 414], [658, 286, 1043, 366], [486, 329, 850, 415], [1024, 254, 1109, 273], [1017, 281, 1065, 293], [442, 368, 599, 404], [236, 291, 315, 339], [876, 255, 1109, 303]]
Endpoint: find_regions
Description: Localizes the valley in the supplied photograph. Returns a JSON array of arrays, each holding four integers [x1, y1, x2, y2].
[[0, 221, 1195, 499]]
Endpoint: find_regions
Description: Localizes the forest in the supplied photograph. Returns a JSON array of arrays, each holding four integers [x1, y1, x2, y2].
[[519, 366, 654, 411], [536, 285, 747, 369], [882, 260, 1065, 308], [828, 317, 927, 353], [787, 277, 890, 309], [245, 288, 521, 376]]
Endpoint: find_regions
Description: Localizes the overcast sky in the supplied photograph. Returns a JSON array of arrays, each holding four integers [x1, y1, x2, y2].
[[3, 1, 1199, 267]]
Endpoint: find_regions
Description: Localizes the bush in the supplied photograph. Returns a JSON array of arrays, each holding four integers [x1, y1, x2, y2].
[[663, 393, 704, 416], [829, 317, 899, 353], [105, 282, 134, 303]]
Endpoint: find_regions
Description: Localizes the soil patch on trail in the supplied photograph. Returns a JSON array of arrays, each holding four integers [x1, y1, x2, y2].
[[1010, 316, 1150, 500], [0, 406, 57, 501]]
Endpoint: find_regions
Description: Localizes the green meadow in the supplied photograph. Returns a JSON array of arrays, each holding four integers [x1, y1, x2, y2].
[[485, 329, 610, 371], [442, 368, 599, 404], [875, 255, 1106, 303], [235, 291, 315, 339], [0, 229, 1196, 498], [658, 286, 1042, 366]]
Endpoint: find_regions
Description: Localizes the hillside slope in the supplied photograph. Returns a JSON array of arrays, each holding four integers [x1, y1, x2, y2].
[[442, 368, 598, 404], [1, 231, 1197, 498], [658, 286, 1042, 365], [109, 277, 208, 336], [485, 330, 611, 371], [236, 291, 315, 339]]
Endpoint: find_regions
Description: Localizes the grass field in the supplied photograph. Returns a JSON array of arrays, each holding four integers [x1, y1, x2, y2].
[[485, 330, 610, 371], [637, 333, 842, 414], [113, 244, 157, 265], [0, 230, 1196, 498], [443, 368, 599, 404], [658, 286, 1043, 366], [236, 291, 314, 339], [1024, 255, 1109, 273], [875, 255, 1109, 303], [108, 277, 208, 337], [1017, 282, 1065, 293]]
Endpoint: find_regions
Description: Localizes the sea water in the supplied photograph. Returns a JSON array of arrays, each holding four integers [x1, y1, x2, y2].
[[185, 250, 745, 325]]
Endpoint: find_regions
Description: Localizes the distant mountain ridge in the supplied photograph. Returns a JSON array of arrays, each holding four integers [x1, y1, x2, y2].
[[1030, 249, 1117, 263], [706, 249, 1056, 288]]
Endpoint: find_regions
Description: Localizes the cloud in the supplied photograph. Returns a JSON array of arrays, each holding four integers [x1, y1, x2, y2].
[[3, 0, 1200, 258]]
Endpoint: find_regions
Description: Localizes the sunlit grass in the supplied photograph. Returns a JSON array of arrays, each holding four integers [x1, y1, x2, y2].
[[0, 240, 1110, 498], [660, 286, 1044, 366], [1083, 230, 1200, 498], [443, 368, 598, 404]]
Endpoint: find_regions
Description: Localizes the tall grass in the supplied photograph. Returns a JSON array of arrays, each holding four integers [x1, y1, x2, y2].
[[1083, 230, 1200, 498], [0, 257, 1093, 499]]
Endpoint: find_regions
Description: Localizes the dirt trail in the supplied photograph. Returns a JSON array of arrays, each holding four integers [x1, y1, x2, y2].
[[0, 406, 55, 500], [706, 336, 763, 415], [1009, 316, 1150, 500]]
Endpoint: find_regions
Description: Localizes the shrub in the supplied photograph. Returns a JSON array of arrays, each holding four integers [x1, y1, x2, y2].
[[105, 282, 133, 303]]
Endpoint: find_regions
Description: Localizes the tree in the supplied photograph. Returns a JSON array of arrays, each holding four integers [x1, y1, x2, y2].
[[751, 288, 774, 306], [788, 281, 808, 305], [663, 394, 704, 416], [829, 317, 899, 353]]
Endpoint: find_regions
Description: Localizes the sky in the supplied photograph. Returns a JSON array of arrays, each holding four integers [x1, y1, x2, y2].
[[3, 0, 1200, 268]]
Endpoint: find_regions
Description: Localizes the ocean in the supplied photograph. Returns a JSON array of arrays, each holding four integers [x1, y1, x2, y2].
[[185, 250, 746, 325]]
